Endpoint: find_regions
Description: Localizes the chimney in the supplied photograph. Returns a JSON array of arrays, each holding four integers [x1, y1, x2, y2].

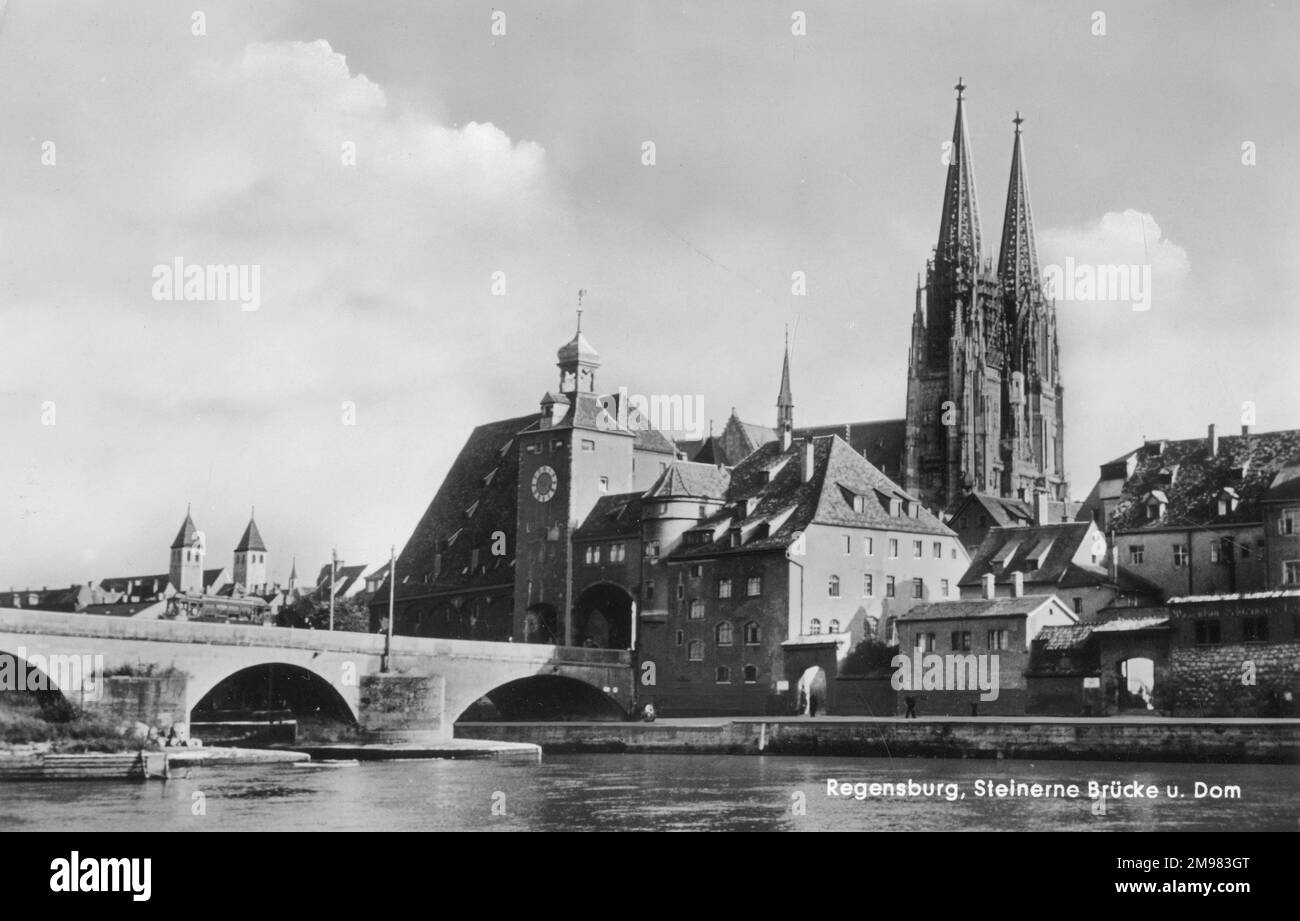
[[1208, 423, 1218, 457], [1033, 490, 1050, 526], [801, 439, 815, 483], [1109, 545, 1119, 584], [982, 572, 996, 600], [1241, 424, 1250, 436], [1011, 571, 1024, 598]]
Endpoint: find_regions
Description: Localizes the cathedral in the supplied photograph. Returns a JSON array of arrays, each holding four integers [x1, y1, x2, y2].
[[902, 80, 1067, 512]]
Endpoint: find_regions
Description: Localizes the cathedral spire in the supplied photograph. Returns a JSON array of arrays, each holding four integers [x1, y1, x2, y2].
[[777, 326, 794, 448], [936, 78, 983, 270], [997, 111, 1041, 309]]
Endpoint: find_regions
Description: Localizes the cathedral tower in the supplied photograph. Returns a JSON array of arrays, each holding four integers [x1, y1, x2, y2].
[[904, 82, 1063, 512]]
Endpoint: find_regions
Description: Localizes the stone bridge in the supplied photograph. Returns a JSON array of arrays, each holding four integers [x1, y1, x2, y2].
[[0, 608, 633, 741]]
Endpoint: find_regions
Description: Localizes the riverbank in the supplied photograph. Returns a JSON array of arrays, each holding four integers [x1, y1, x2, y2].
[[0, 743, 308, 780], [455, 715, 1300, 764]]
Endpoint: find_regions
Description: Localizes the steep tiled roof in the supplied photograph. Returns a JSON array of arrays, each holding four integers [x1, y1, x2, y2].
[[376, 414, 534, 605], [644, 462, 731, 500], [234, 518, 267, 552], [1035, 623, 1094, 651], [202, 568, 226, 590], [794, 419, 906, 478], [958, 522, 1100, 588], [1265, 462, 1300, 503], [672, 435, 952, 560], [1088, 428, 1300, 530], [897, 594, 1058, 622], [575, 493, 644, 540]]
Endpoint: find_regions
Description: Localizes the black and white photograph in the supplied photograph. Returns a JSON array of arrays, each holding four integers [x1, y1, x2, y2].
[[0, 0, 1295, 882]]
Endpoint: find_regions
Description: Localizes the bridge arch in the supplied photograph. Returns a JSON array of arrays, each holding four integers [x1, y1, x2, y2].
[[0, 646, 75, 714], [455, 674, 627, 723], [187, 661, 357, 724]]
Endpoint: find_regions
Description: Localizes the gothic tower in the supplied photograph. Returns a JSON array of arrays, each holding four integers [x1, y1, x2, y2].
[[904, 79, 1008, 512], [169, 505, 204, 594], [233, 510, 268, 592], [997, 114, 1066, 501]]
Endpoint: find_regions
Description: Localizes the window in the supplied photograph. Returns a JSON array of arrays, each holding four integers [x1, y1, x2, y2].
[[644, 582, 655, 602], [864, 537, 874, 555], [1281, 510, 1298, 535], [828, 619, 841, 634], [1242, 616, 1269, 642], [1210, 542, 1222, 563], [584, 545, 601, 565], [1285, 561, 1300, 585], [885, 576, 896, 597], [525, 443, 541, 455], [551, 439, 564, 451], [941, 578, 950, 597], [729, 529, 742, 548], [1193, 620, 1221, 645], [746, 575, 762, 596], [828, 575, 841, 597], [715, 666, 731, 683], [676, 583, 685, 600], [1073, 597, 1083, 615], [644, 540, 660, 559], [951, 631, 971, 652], [743, 665, 758, 683], [689, 599, 704, 620], [987, 629, 1008, 650], [1173, 544, 1188, 567], [688, 563, 702, 578], [852, 495, 867, 513], [675, 630, 684, 647], [610, 543, 626, 562], [743, 622, 760, 645], [581, 439, 595, 452], [933, 541, 943, 559], [716, 622, 733, 645], [844, 534, 853, 554], [717, 578, 733, 598], [951, 548, 957, 559], [598, 476, 609, 492], [889, 539, 899, 559], [1129, 545, 1145, 565], [809, 618, 821, 635], [687, 640, 704, 661], [920, 632, 936, 652], [863, 573, 874, 597], [912, 578, 924, 599], [913, 540, 923, 558]]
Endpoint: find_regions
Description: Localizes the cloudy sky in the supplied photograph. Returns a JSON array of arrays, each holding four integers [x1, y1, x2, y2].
[[2, 0, 1296, 588]]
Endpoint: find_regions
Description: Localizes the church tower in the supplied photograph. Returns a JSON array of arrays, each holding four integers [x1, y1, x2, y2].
[[233, 510, 268, 592], [169, 505, 205, 594], [997, 114, 1066, 502], [776, 327, 794, 450], [905, 85, 1066, 513], [904, 80, 1008, 512]]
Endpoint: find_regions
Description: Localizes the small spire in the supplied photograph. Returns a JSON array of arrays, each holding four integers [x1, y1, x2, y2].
[[576, 288, 586, 333], [955, 76, 966, 99], [1013, 110, 1024, 134]]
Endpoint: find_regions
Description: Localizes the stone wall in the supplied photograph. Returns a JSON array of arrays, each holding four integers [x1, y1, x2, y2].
[[1168, 642, 1300, 717], [83, 674, 189, 727]]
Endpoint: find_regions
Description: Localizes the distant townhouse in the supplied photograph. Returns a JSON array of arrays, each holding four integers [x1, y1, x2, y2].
[[1077, 425, 1300, 598]]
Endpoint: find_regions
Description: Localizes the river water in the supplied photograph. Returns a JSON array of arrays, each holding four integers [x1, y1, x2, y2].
[[1, 755, 1295, 831]]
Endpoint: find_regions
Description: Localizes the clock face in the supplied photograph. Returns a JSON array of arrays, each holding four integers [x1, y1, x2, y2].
[[531, 465, 558, 503]]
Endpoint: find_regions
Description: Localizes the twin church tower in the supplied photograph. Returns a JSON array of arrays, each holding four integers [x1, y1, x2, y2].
[[901, 80, 1066, 511]]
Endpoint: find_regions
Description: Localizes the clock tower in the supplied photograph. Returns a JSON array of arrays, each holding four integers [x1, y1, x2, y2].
[[513, 306, 639, 645]]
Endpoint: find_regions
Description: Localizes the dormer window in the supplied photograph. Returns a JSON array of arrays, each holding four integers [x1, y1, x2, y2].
[[729, 528, 742, 548], [1217, 488, 1240, 517], [744, 497, 760, 517], [465, 500, 479, 519], [889, 498, 901, 517], [1144, 490, 1168, 521], [852, 494, 867, 513]]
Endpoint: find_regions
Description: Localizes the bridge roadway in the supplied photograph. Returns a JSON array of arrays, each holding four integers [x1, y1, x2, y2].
[[0, 607, 633, 740]]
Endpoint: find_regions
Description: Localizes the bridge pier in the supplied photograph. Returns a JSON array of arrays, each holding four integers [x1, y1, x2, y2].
[[358, 673, 451, 742]]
